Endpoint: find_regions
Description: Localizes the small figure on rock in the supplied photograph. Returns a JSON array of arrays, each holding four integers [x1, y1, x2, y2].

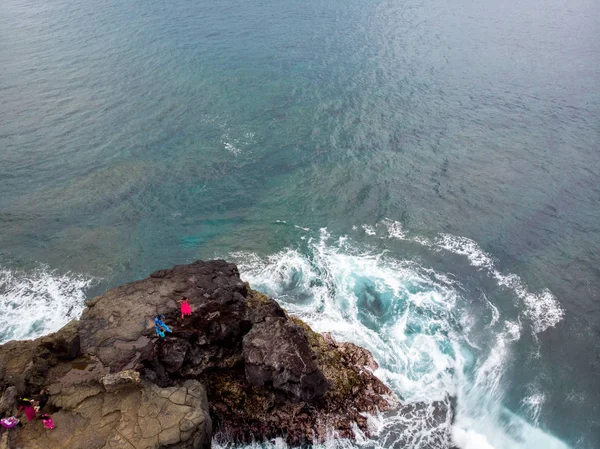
[[154, 314, 172, 338], [179, 297, 192, 319], [16, 397, 36, 422], [34, 389, 48, 414], [40, 414, 54, 430]]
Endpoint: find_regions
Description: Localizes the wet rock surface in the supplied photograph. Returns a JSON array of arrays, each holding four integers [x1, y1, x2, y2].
[[0, 260, 451, 448]]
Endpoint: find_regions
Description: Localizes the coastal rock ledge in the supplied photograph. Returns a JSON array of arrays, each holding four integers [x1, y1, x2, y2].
[[0, 260, 449, 449]]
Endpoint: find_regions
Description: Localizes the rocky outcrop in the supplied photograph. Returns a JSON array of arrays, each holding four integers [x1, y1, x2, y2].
[[242, 317, 328, 402], [0, 260, 450, 448], [15, 379, 211, 449]]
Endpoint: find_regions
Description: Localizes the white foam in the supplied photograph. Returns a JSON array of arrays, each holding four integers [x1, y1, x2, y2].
[[229, 229, 571, 449], [235, 229, 458, 405], [453, 408, 570, 449], [0, 265, 94, 343], [361, 225, 376, 236], [452, 426, 496, 449], [482, 293, 500, 326], [514, 285, 563, 334], [439, 235, 563, 334], [221, 129, 255, 156], [381, 218, 407, 240], [473, 321, 520, 400], [521, 391, 546, 426], [435, 234, 495, 270], [222, 133, 242, 155], [430, 233, 562, 335], [363, 222, 564, 335]]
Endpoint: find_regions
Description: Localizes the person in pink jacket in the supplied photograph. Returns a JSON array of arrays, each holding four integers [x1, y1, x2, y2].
[[179, 297, 192, 318]]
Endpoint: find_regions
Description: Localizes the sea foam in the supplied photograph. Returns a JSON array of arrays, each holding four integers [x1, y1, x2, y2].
[[231, 225, 571, 449], [0, 265, 93, 343], [376, 219, 564, 335]]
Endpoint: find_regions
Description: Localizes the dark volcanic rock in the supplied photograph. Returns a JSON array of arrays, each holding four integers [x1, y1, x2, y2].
[[0, 260, 452, 448], [0, 386, 17, 416], [243, 317, 328, 402]]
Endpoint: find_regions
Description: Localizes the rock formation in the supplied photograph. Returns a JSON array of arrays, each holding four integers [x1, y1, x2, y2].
[[0, 260, 451, 449]]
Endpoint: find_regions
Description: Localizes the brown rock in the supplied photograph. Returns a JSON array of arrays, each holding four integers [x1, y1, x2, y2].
[[159, 425, 181, 446], [5, 378, 210, 449], [0, 260, 450, 448], [101, 370, 140, 393], [0, 386, 17, 415]]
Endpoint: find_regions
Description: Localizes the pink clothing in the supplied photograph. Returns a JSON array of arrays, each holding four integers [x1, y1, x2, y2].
[[42, 416, 54, 429], [181, 299, 192, 318], [20, 405, 36, 422]]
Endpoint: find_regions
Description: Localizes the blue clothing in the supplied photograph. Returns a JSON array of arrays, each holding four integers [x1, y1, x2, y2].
[[154, 316, 171, 338]]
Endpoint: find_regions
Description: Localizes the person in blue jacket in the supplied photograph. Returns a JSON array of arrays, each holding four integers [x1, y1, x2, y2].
[[154, 314, 172, 338]]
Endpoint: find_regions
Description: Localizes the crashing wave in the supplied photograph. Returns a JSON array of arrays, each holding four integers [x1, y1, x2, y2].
[[231, 225, 569, 449], [0, 265, 94, 343]]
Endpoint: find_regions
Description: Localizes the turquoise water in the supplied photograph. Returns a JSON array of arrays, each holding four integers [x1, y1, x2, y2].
[[1, 0, 599, 447]]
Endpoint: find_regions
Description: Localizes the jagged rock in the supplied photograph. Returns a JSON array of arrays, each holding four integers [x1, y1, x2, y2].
[[0, 260, 451, 448], [101, 369, 141, 393], [0, 386, 17, 416], [243, 317, 328, 401], [159, 338, 191, 373], [0, 339, 37, 394], [39, 321, 81, 360]]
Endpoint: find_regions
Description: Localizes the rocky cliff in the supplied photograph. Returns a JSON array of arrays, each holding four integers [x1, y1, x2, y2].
[[0, 260, 451, 449]]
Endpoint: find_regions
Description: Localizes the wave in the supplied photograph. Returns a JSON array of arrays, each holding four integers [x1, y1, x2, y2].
[[451, 427, 495, 449], [0, 265, 94, 344], [230, 225, 570, 449], [0, 223, 569, 448], [376, 219, 564, 335]]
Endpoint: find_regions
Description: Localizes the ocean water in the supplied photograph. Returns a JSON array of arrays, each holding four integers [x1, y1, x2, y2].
[[1, 0, 599, 447]]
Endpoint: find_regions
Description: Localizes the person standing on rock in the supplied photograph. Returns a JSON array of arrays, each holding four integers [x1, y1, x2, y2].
[[179, 297, 192, 319], [33, 389, 48, 414], [16, 398, 35, 422], [154, 314, 172, 338]]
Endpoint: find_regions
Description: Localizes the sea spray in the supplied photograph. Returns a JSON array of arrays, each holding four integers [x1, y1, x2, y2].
[[378, 219, 564, 335], [231, 226, 570, 449], [0, 265, 94, 343]]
